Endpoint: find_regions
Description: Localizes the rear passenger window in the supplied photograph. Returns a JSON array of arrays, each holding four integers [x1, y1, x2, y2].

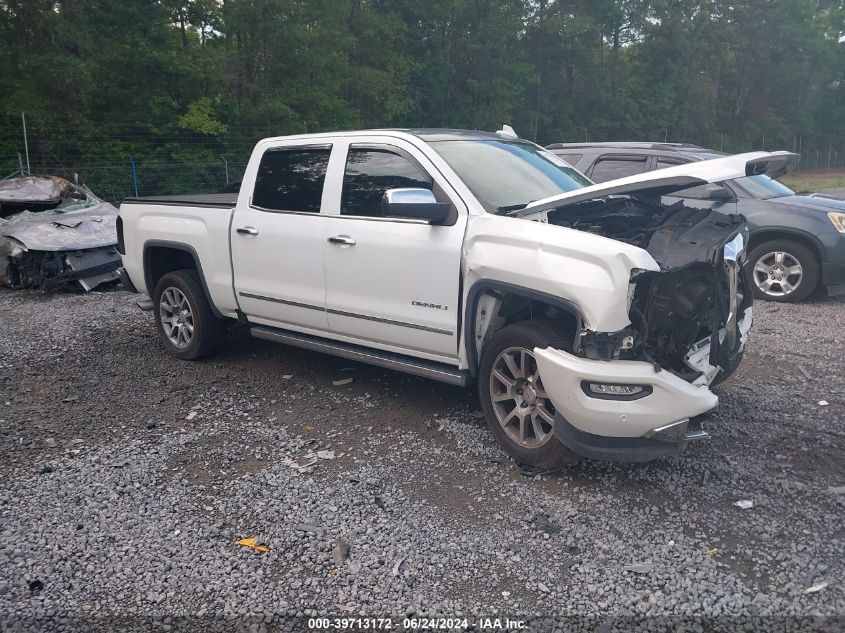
[[252, 147, 331, 213], [341, 148, 432, 218], [590, 156, 649, 182], [656, 158, 687, 170]]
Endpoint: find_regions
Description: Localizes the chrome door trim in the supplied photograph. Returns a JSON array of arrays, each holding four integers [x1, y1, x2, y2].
[[238, 292, 453, 336]]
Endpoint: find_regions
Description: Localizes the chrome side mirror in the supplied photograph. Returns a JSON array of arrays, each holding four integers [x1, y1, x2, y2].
[[381, 188, 451, 224]]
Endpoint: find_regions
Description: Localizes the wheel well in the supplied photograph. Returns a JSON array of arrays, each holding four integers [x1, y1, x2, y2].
[[747, 230, 821, 264], [467, 284, 581, 375], [144, 245, 197, 292]]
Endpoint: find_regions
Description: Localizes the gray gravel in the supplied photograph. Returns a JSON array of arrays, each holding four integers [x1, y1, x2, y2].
[[0, 287, 843, 630]]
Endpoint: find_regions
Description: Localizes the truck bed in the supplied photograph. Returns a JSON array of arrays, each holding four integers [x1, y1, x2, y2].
[[121, 194, 237, 209]]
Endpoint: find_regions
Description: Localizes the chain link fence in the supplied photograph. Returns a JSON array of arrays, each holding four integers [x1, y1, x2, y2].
[[0, 154, 250, 204], [2, 140, 844, 203]]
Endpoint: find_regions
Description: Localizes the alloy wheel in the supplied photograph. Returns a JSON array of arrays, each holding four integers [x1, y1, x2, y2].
[[489, 346, 556, 449], [159, 287, 194, 349], [752, 251, 803, 298]]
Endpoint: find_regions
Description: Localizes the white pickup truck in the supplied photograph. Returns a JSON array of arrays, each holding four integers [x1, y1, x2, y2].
[[118, 128, 796, 467]]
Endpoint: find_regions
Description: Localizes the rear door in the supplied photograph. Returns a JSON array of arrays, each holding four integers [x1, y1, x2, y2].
[[231, 143, 333, 331], [321, 138, 467, 362]]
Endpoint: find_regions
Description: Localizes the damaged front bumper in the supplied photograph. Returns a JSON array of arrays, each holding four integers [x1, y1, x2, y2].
[[0, 240, 121, 291], [534, 309, 751, 462]]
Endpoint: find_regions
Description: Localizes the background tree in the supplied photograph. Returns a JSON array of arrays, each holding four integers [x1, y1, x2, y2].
[[1, 0, 843, 196]]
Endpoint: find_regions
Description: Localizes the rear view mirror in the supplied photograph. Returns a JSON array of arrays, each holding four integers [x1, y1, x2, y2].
[[381, 188, 451, 224]]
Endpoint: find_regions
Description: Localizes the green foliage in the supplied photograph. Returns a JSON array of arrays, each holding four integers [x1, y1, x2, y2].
[[178, 98, 228, 136], [1, 0, 843, 196]]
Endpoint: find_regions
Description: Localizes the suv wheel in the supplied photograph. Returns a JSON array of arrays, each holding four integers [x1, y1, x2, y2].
[[747, 240, 818, 303], [154, 270, 227, 360], [478, 321, 580, 469]]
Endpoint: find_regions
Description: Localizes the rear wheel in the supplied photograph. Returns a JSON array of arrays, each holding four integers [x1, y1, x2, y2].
[[154, 270, 227, 360], [478, 321, 580, 469], [747, 240, 818, 303]]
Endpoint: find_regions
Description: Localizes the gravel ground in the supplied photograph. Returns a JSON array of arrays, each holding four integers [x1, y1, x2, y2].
[[0, 286, 843, 631]]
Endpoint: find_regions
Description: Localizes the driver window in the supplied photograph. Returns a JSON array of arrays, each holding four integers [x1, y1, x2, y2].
[[341, 148, 432, 218]]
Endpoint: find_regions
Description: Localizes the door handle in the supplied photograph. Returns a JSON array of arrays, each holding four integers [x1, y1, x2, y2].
[[236, 226, 259, 236], [328, 235, 356, 246]]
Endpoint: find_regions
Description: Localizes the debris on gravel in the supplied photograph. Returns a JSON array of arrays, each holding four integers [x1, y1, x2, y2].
[[0, 287, 843, 629]]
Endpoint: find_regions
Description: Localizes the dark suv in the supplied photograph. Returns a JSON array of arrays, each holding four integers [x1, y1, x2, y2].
[[547, 142, 845, 302]]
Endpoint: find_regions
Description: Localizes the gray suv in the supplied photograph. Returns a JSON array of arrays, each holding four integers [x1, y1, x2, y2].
[[548, 142, 845, 302]]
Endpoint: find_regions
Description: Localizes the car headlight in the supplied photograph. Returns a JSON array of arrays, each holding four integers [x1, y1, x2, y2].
[[829, 212, 845, 233]]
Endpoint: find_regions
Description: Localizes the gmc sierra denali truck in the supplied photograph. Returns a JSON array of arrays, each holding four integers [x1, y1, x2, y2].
[[117, 128, 796, 467]]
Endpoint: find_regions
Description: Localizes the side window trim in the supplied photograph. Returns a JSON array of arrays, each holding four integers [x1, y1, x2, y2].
[[250, 143, 333, 215], [594, 153, 650, 163]]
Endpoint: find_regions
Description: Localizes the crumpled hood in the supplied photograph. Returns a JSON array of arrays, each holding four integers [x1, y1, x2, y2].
[[0, 176, 65, 204], [0, 201, 118, 251]]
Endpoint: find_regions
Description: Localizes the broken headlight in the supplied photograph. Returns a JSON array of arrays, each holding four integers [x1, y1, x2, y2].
[[580, 329, 636, 361]]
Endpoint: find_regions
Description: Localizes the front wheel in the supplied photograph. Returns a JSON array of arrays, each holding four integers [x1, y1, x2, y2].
[[478, 321, 580, 469], [746, 240, 818, 303]]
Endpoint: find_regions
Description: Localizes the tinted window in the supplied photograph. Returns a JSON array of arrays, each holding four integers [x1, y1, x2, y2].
[[253, 147, 331, 212], [656, 157, 687, 169], [431, 140, 591, 213], [590, 156, 649, 182], [341, 148, 431, 218], [732, 175, 794, 199], [671, 183, 727, 200]]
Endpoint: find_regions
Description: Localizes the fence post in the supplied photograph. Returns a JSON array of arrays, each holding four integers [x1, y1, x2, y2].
[[21, 112, 30, 176], [221, 155, 229, 184], [129, 156, 139, 197]]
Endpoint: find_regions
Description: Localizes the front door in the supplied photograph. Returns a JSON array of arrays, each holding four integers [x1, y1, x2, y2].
[[322, 141, 467, 362], [231, 143, 333, 331]]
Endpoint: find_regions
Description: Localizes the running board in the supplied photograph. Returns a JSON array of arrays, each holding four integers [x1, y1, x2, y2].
[[250, 326, 470, 387]]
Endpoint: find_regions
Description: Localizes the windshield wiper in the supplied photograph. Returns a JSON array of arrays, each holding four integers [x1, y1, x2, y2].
[[496, 202, 535, 216]]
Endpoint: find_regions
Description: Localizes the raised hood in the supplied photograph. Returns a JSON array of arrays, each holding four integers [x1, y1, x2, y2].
[[518, 151, 798, 218]]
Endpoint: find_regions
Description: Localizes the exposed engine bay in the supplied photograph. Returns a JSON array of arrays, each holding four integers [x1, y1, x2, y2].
[[547, 195, 750, 383]]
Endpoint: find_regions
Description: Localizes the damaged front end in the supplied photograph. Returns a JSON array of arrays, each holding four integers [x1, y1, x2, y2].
[[0, 176, 121, 291], [555, 198, 752, 387]]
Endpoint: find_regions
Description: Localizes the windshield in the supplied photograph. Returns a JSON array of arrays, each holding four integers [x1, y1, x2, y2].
[[733, 175, 794, 199], [430, 139, 591, 213]]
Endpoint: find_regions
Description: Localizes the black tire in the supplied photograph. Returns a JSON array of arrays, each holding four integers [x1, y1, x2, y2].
[[478, 320, 580, 469], [746, 239, 819, 303], [153, 269, 227, 360]]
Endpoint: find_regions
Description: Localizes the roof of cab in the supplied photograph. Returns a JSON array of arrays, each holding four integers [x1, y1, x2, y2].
[[256, 128, 523, 145], [546, 141, 705, 151], [401, 128, 508, 142]]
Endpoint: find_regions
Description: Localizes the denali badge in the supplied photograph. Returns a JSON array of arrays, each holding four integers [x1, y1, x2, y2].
[[412, 301, 448, 311]]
